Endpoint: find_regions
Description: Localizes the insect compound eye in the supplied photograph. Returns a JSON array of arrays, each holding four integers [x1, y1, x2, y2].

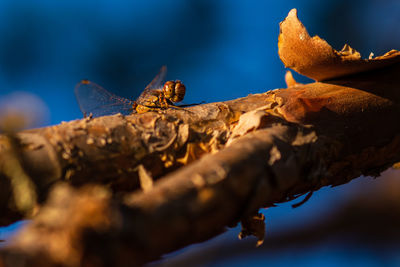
[[163, 81, 175, 99], [171, 80, 185, 103]]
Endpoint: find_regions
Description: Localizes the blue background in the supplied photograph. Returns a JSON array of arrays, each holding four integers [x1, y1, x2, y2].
[[0, 1, 400, 266]]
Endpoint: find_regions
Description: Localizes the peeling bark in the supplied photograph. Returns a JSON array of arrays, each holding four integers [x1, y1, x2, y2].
[[1, 61, 400, 265], [278, 9, 400, 81], [146, 169, 400, 267], [0, 92, 277, 225]]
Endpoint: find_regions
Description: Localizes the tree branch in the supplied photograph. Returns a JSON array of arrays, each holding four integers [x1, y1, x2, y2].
[[1, 61, 400, 266], [1, 9, 400, 267]]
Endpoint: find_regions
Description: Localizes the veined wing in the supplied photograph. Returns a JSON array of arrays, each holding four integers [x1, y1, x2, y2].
[[136, 66, 167, 105], [74, 80, 135, 117]]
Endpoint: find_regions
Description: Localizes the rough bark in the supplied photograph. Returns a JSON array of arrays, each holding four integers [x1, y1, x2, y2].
[[0, 61, 399, 266], [148, 169, 400, 267], [0, 92, 276, 225]]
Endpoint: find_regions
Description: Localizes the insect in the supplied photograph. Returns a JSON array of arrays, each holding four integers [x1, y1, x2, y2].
[[74, 66, 186, 117]]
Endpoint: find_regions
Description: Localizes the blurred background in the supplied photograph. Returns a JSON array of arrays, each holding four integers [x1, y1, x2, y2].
[[0, 0, 400, 266]]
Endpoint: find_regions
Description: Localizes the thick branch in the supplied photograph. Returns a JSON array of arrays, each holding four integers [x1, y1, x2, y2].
[[0, 61, 400, 266], [2, 8, 400, 266], [148, 169, 400, 267], [0, 93, 275, 225]]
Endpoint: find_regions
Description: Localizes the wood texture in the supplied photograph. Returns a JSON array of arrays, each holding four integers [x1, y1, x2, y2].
[[0, 62, 399, 266]]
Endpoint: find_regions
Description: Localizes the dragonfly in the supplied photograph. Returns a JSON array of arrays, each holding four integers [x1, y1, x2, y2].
[[74, 66, 186, 117]]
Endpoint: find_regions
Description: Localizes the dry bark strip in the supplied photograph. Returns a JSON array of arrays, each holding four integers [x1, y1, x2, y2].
[[278, 9, 400, 81]]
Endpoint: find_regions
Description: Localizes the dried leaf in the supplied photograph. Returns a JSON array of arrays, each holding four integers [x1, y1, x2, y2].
[[278, 9, 400, 81]]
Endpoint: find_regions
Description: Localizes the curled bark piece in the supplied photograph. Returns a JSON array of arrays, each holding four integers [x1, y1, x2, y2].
[[227, 108, 271, 145], [138, 164, 154, 192], [284, 71, 302, 88], [274, 63, 400, 129], [239, 213, 266, 247], [278, 9, 400, 81]]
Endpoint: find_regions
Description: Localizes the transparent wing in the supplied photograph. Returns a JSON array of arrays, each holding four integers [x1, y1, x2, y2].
[[74, 80, 135, 117], [136, 66, 167, 105]]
